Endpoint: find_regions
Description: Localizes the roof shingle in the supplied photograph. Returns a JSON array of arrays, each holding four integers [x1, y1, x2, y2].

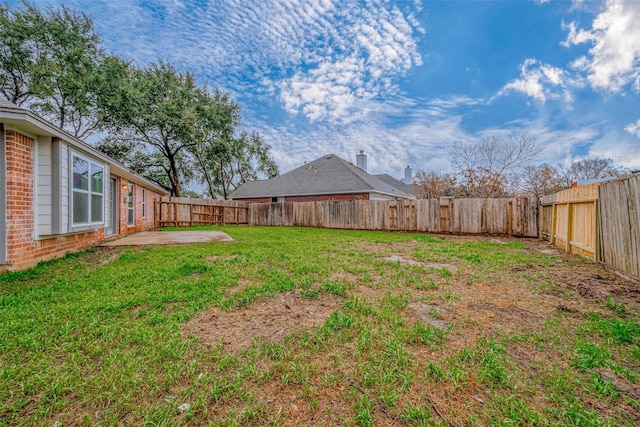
[[231, 154, 412, 199]]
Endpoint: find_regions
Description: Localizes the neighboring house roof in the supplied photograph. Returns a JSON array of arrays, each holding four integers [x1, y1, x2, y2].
[[0, 99, 167, 195], [231, 154, 413, 199], [373, 173, 416, 195]]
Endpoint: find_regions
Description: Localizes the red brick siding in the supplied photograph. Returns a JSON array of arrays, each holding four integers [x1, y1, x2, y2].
[[4, 130, 104, 269], [2, 130, 164, 270], [235, 193, 370, 203], [116, 177, 163, 235]]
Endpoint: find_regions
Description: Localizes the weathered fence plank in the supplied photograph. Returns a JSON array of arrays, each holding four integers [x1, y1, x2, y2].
[[599, 175, 640, 281]]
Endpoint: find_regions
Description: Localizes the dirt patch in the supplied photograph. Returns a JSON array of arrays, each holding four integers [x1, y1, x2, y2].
[[96, 247, 124, 267], [182, 290, 343, 352], [382, 255, 458, 271], [356, 241, 422, 252], [593, 368, 640, 401], [407, 302, 450, 329], [543, 266, 640, 306]]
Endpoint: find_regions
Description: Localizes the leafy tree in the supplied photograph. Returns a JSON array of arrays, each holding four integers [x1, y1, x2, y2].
[[0, 3, 33, 105], [218, 131, 279, 199], [99, 61, 201, 196], [449, 132, 543, 197], [191, 129, 279, 199], [0, 1, 123, 138], [2, 2, 279, 197], [189, 89, 241, 199]]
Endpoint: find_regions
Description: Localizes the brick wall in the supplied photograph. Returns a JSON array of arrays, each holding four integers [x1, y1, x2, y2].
[[235, 193, 370, 203], [2, 130, 164, 270], [116, 177, 163, 235], [4, 130, 104, 269]]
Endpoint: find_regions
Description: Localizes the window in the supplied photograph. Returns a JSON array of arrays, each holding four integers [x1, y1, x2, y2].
[[127, 183, 134, 226], [72, 154, 103, 225], [142, 188, 147, 218]]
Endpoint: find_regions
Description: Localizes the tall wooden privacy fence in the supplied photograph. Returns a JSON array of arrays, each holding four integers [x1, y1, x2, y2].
[[249, 198, 539, 237], [539, 176, 640, 282], [154, 196, 539, 236], [539, 183, 599, 259], [598, 175, 640, 281], [154, 197, 248, 227]]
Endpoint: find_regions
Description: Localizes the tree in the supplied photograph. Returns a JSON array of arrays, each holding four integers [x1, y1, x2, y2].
[[97, 62, 278, 198], [189, 89, 240, 199], [449, 132, 544, 197], [413, 170, 457, 199], [0, 1, 123, 138], [560, 158, 629, 186], [191, 129, 279, 199], [518, 163, 565, 196], [99, 61, 201, 196], [0, 3, 33, 105]]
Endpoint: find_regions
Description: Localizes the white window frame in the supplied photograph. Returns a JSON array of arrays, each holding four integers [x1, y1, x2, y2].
[[71, 152, 104, 228], [127, 183, 135, 226], [142, 188, 147, 218]]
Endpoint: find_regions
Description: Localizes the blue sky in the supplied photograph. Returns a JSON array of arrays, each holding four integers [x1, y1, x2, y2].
[[14, 0, 640, 178]]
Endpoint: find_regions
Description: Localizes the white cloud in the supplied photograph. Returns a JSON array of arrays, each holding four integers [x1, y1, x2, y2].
[[251, 96, 474, 176], [498, 59, 576, 103], [562, 0, 640, 92], [275, 2, 424, 123], [624, 118, 640, 137], [47, 0, 423, 125], [586, 136, 640, 170]]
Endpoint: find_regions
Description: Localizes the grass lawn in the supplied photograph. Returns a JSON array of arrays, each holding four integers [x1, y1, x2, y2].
[[1, 226, 639, 426]]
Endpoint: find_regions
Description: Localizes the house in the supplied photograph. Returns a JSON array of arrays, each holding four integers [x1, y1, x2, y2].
[[230, 154, 413, 202], [373, 173, 416, 197], [1, 99, 167, 270]]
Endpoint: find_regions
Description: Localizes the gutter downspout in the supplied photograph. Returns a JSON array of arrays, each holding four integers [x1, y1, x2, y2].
[[0, 123, 6, 265]]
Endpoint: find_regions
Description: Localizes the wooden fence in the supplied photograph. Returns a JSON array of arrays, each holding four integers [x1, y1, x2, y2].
[[154, 197, 249, 227], [155, 182, 640, 281], [539, 183, 600, 260], [248, 197, 539, 237], [598, 175, 640, 281]]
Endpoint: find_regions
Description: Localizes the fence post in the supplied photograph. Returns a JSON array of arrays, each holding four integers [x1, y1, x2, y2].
[[507, 200, 513, 236], [174, 202, 178, 227], [566, 202, 573, 253], [594, 199, 601, 262], [363, 199, 367, 229], [550, 204, 557, 244]]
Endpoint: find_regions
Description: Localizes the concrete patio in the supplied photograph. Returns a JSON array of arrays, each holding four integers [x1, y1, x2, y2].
[[100, 231, 233, 246]]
